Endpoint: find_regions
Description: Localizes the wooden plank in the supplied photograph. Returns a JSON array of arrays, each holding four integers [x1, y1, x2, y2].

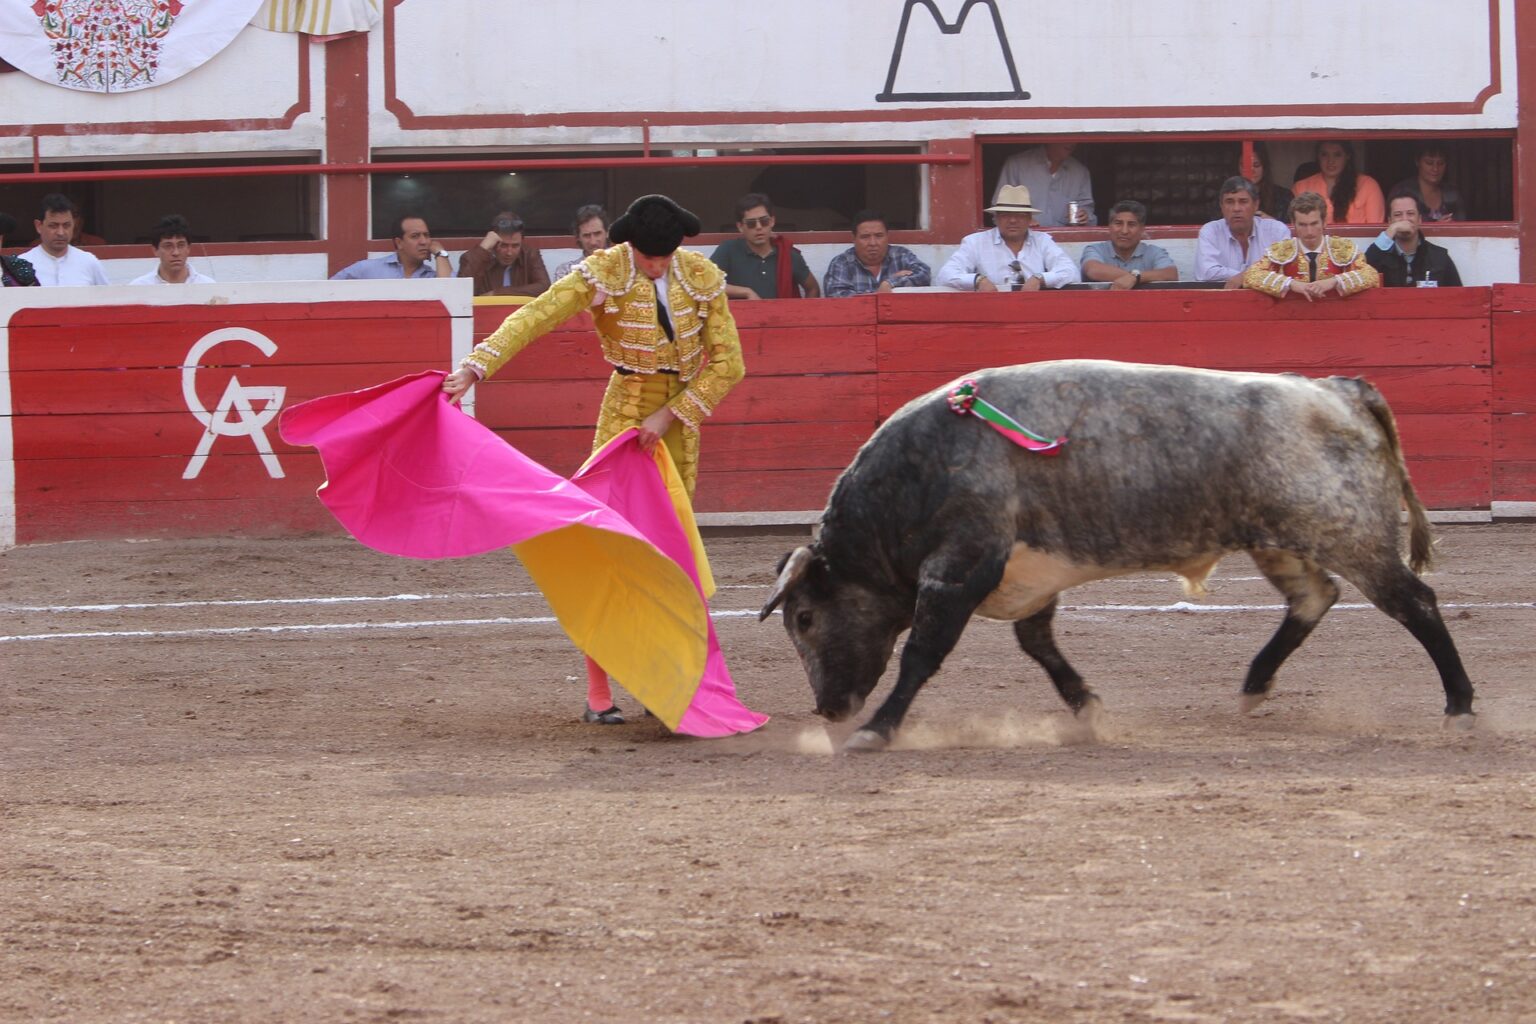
[[464, 326, 880, 381], [875, 287, 1491, 325], [9, 363, 431, 415], [1494, 365, 1536, 412], [1493, 412, 1536, 459], [12, 411, 315, 461], [1403, 459, 1491, 508], [16, 496, 344, 545], [729, 294, 878, 329], [11, 317, 451, 372], [1492, 463, 1536, 501], [15, 453, 327, 504], [1394, 414, 1491, 459], [491, 420, 871, 477], [477, 373, 880, 431], [692, 468, 842, 514], [874, 320, 1489, 374], [1491, 283, 1536, 313], [469, 294, 879, 339], [874, 366, 1491, 420], [12, 300, 451, 329]]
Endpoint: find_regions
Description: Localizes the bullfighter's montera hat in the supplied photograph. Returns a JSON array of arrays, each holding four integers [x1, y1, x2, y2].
[[608, 194, 702, 257]]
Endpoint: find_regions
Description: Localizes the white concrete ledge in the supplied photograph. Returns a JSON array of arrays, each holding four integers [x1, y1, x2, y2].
[[1492, 501, 1536, 519], [696, 510, 821, 528]]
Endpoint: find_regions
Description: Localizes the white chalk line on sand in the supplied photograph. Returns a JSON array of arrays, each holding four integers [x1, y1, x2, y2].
[[0, 602, 1529, 645], [0, 576, 1463, 616]]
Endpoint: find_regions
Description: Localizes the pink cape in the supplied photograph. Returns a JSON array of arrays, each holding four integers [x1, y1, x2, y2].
[[278, 371, 767, 737]]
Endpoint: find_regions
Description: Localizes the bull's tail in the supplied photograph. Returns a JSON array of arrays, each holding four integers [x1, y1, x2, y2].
[[1356, 379, 1434, 573]]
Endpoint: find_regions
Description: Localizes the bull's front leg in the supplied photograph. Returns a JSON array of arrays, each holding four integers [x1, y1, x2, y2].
[[846, 548, 1008, 752]]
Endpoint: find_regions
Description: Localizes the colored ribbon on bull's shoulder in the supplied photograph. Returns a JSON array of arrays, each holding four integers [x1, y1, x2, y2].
[[946, 379, 1066, 455]]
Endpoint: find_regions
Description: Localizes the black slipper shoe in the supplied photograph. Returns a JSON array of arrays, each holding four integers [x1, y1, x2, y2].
[[582, 706, 625, 725]]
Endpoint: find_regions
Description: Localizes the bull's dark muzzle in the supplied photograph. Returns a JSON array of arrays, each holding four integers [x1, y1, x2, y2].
[[814, 694, 864, 722]]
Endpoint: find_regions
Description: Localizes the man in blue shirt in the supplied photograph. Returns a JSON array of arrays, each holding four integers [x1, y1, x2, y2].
[[823, 210, 932, 297], [331, 215, 452, 280], [1079, 200, 1179, 290]]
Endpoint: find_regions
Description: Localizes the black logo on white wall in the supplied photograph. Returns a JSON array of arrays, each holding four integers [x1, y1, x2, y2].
[[877, 0, 1029, 102]]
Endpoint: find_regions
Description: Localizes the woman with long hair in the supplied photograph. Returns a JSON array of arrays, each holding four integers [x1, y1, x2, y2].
[[1293, 140, 1384, 224], [1391, 144, 1465, 222], [1244, 141, 1291, 220]]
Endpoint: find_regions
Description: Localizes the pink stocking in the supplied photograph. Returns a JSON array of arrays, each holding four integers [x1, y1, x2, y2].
[[585, 657, 614, 711]]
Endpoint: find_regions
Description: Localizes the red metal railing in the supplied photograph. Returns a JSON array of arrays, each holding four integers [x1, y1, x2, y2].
[[0, 152, 970, 185]]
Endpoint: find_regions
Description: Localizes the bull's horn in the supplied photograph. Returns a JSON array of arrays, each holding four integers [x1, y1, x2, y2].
[[758, 546, 815, 621]]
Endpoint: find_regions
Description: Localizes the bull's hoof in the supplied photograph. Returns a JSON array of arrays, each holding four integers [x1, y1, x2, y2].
[[1238, 691, 1270, 715], [1074, 694, 1104, 724], [1443, 712, 1477, 731], [842, 729, 890, 753]]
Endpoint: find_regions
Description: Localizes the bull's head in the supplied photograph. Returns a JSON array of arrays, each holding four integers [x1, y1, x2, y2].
[[759, 544, 906, 721]]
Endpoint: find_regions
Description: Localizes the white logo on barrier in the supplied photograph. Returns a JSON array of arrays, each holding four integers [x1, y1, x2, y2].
[[182, 328, 287, 480]]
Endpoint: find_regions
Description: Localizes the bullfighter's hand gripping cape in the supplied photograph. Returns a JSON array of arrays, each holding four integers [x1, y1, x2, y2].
[[278, 371, 767, 737]]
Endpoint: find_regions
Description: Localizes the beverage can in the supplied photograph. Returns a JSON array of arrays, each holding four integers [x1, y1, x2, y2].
[[1067, 201, 1083, 224]]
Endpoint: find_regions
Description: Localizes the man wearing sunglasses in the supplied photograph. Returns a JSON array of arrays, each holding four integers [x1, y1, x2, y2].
[[710, 193, 820, 299], [458, 210, 552, 297], [935, 185, 1078, 292]]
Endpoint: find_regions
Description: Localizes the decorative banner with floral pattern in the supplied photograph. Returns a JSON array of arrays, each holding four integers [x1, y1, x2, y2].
[[0, 0, 266, 93]]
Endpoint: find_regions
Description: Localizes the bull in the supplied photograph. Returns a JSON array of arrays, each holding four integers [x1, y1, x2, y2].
[[760, 360, 1475, 752]]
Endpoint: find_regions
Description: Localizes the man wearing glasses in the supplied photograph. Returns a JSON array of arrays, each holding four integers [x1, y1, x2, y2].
[[458, 211, 552, 297], [710, 193, 820, 299], [128, 214, 216, 285], [936, 185, 1079, 292]]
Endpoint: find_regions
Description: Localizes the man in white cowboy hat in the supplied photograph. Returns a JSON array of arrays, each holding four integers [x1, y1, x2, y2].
[[936, 184, 1079, 292]]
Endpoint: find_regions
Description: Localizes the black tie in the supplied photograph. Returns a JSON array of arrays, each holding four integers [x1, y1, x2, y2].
[[654, 279, 674, 341], [1306, 251, 1319, 282]]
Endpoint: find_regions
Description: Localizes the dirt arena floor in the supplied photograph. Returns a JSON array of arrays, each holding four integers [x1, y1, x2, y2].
[[2, 523, 1534, 1023]]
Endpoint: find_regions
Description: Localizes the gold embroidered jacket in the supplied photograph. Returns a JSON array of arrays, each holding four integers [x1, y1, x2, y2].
[[461, 244, 746, 427], [1243, 236, 1380, 298]]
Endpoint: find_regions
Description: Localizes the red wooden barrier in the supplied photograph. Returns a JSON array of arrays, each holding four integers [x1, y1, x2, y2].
[[5, 288, 466, 545], [473, 288, 1509, 514], [1491, 284, 1536, 502], [4, 283, 1533, 549]]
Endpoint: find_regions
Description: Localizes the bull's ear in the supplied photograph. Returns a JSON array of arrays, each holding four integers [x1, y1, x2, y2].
[[758, 545, 815, 621]]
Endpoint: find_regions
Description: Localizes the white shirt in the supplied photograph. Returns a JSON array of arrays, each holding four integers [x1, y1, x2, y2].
[[129, 268, 217, 285], [19, 244, 110, 286], [1193, 216, 1291, 282], [936, 228, 1080, 291]]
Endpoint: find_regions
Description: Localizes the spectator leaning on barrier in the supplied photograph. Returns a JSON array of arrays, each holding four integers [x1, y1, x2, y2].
[[1365, 191, 1463, 288], [1243, 191, 1380, 300], [1078, 200, 1178, 290], [1194, 177, 1292, 288], [993, 142, 1095, 226], [552, 204, 611, 280], [21, 193, 109, 287], [459, 211, 551, 297], [936, 184, 1078, 292], [332, 215, 451, 281], [822, 210, 932, 297], [129, 215, 216, 285], [1, 211, 40, 287], [710, 193, 820, 300]]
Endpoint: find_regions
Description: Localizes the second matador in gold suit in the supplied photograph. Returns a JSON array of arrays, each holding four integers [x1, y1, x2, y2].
[[442, 193, 745, 725]]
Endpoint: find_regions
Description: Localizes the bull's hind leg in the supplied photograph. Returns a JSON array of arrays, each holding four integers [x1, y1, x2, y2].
[[1013, 599, 1099, 716], [1345, 561, 1475, 718], [846, 540, 1011, 752], [1242, 549, 1340, 712]]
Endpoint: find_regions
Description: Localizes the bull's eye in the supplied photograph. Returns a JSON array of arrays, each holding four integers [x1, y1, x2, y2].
[[795, 609, 813, 632]]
